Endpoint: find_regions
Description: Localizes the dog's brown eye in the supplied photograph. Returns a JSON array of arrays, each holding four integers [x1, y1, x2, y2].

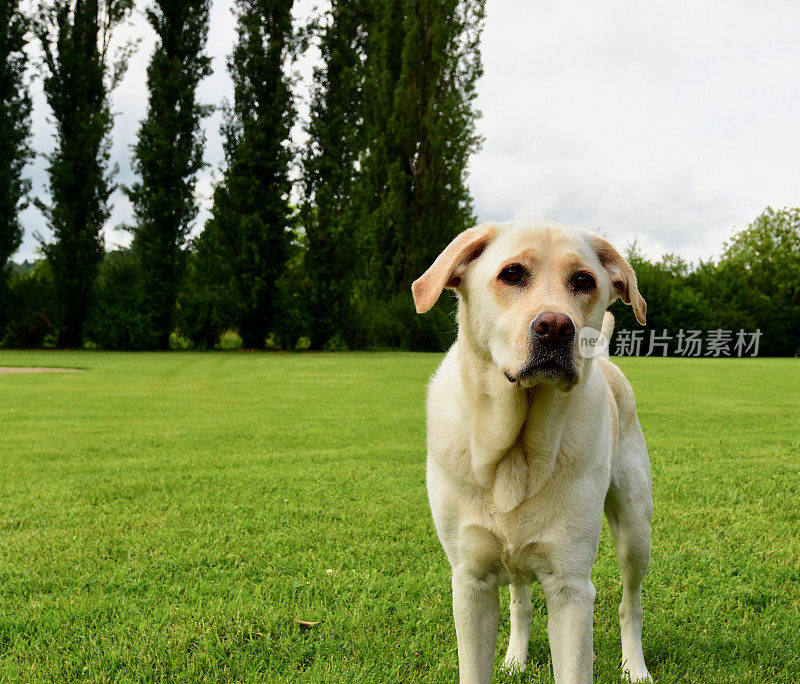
[[573, 272, 596, 291], [499, 265, 525, 284]]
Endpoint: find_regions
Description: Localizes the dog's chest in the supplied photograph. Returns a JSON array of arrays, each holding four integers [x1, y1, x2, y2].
[[469, 425, 577, 579], [488, 419, 563, 514], [461, 503, 562, 583]]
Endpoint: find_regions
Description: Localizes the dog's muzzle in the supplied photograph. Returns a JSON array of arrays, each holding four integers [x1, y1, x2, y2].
[[505, 313, 579, 385]]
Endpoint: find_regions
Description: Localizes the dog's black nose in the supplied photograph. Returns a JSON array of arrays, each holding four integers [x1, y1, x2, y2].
[[532, 311, 575, 348]]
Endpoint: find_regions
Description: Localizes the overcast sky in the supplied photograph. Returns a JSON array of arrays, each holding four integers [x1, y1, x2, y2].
[[15, 0, 800, 263]]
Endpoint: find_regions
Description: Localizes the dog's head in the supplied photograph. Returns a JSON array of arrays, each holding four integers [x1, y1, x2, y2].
[[412, 220, 647, 390]]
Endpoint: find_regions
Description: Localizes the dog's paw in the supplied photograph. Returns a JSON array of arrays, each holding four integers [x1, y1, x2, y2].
[[622, 665, 652, 682], [501, 653, 527, 674]]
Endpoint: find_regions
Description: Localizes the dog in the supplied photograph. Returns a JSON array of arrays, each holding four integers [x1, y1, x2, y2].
[[412, 220, 653, 684]]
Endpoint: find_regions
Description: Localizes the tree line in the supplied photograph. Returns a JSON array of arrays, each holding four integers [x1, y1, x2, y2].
[[609, 207, 800, 357], [1, 0, 484, 351], [2, 1, 799, 355]]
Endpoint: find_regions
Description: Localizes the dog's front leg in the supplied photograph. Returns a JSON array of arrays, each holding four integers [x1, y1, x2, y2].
[[451, 569, 500, 684], [541, 574, 595, 684]]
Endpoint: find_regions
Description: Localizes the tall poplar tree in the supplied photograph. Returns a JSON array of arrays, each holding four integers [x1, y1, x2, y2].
[[35, 0, 134, 347], [127, 0, 212, 349], [301, 0, 369, 348], [354, 0, 403, 293], [0, 0, 32, 330], [203, 0, 295, 349], [359, 0, 485, 295]]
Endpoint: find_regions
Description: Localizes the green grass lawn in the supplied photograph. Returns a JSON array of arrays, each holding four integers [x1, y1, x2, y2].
[[0, 351, 798, 682]]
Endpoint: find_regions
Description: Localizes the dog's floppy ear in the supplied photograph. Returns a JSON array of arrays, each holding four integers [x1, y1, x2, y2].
[[591, 236, 647, 325], [412, 224, 496, 314]]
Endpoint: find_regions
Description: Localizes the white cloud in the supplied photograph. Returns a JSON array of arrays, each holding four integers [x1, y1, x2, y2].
[[15, 0, 800, 264], [471, 0, 800, 261]]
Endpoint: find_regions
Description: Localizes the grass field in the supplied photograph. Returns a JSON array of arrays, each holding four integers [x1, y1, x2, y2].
[[0, 351, 798, 682]]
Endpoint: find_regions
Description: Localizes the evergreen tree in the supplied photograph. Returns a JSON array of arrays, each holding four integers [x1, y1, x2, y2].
[[354, 0, 403, 293], [0, 0, 32, 331], [358, 0, 485, 295], [126, 0, 212, 349], [204, 0, 296, 349], [301, 1, 369, 348], [34, 0, 134, 348]]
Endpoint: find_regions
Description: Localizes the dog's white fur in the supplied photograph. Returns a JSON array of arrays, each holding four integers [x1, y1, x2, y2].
[[412, 220, 653, 684]]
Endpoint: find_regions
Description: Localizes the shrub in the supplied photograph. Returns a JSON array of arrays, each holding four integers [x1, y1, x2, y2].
[[216, 330, 243, 351], [350, 292, 457, 351], [1, 263, 58, 348], [169, 332, 193, 351], [323, 333, 348, 351], [85, 251, 159, 350], [264, 333, 281, 350], [174, 249, 236, 349]]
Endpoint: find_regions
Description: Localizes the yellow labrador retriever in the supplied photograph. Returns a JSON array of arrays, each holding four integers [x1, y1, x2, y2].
[[412, 220, 653, 684]]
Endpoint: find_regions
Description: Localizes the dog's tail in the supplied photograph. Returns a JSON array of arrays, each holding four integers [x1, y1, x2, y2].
[[600, 312, 614, 358]]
